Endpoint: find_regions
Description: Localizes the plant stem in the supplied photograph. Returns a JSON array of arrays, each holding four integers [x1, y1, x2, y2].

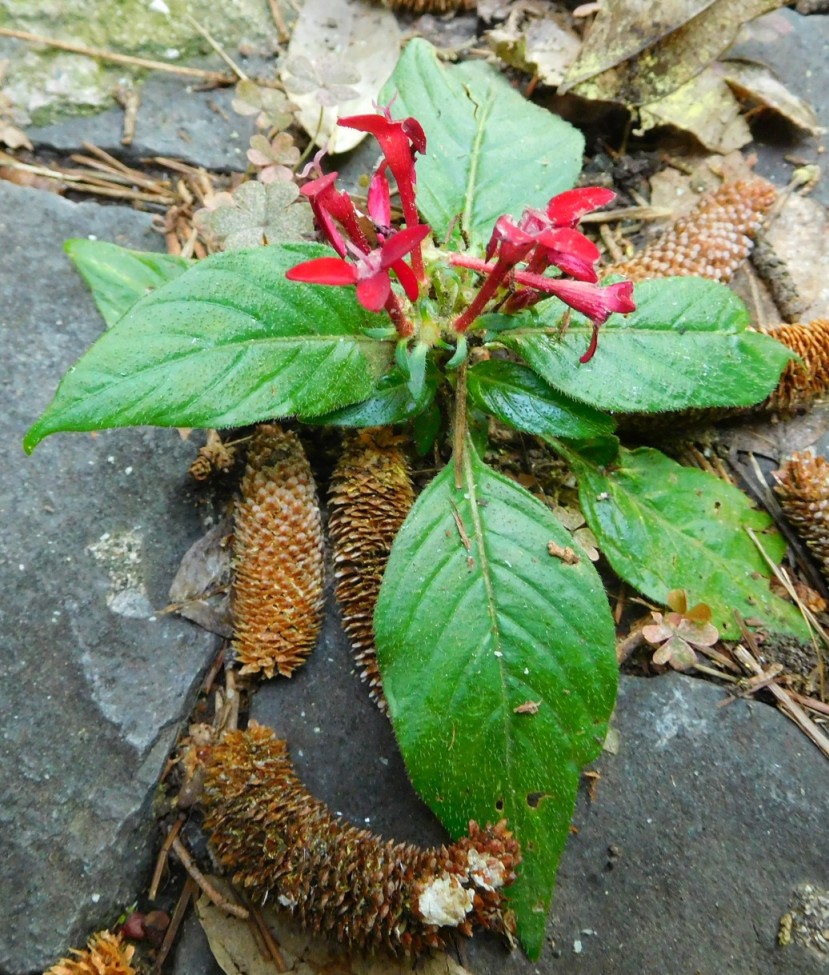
[[452, 362, 468, 489], [385, 293, 414, 338]]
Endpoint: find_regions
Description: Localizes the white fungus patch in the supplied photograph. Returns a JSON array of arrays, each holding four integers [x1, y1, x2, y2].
[[467, 848, 506, 891], [417, 875, 474, 927]]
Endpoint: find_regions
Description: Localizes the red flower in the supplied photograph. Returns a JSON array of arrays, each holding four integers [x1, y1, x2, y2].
[[300, 172, 369, 257], [339, 112, 424, 228], [544, 187, 616, 228], [286, 224, 430, 312]]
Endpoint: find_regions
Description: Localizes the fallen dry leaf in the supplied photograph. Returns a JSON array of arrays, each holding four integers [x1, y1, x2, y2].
[[168, 519, 233, 637], [281, 0, 401, 154], [563, 0, 784, 105], [196, 880, 475, 975], [485, 1, 581, 87], [722, 58, 823, 135]]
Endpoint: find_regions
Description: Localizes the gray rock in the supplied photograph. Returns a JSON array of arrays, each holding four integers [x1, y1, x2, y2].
[[29, 74, 258, 173], [0, 182, 218, 974], [251, 647, 827, 974]]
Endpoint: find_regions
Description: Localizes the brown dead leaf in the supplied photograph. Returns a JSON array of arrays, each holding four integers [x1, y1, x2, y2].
[[636, 65, 751, 152], [563, 0, 784, 105], [722, 59, 822, 134], [168, 519, 233, 637], [196, 880, 474, 975], [485, 1, 581, 87]]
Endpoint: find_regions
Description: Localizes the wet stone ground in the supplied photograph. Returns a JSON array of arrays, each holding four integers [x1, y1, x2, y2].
[[1, 5, 828, 975]]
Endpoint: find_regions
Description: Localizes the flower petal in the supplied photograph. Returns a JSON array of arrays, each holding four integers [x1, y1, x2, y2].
[[286, 257, 358, 286], [391, 258, 419, 302], [546, 187, 616, 227], [379, 224, 431, 267], [356, 271, 392, 311], [368, 167, 392, 229], [537, 227, 601, 282]]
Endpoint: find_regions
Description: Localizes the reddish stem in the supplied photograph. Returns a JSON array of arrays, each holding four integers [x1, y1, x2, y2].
[[385, 292, 414, 338], [452, 257, 514, 333]]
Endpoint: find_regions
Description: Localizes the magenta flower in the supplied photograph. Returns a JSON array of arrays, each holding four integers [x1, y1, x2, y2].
[[286, 224, 430, 313]]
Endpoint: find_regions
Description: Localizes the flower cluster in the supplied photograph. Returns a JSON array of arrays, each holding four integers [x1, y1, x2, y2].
[[286, 105, 634, 361]]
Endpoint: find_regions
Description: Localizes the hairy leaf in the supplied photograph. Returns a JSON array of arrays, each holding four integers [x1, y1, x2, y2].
[[571, 446, 808, 639], [305, 365, 436, 426], [500, 277, 794, 412], [65, 239, 190, 328], [375, 442, 617, 957], [384, 39, 583, 246], [467, 359, 615, 441], [25, 244, 391, 452]]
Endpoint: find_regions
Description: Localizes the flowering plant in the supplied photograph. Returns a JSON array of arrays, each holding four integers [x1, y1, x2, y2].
[[25, 39, 805, 959]]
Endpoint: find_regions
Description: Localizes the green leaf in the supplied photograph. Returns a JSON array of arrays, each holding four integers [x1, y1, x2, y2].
[[375, 441, 617, 957], [571, 446, 809, 640], [467, 359, 615, 441], [25, 244, 392, 452], [304, 365, 437, 427], [384, 38, 584, 246], [501, 277, 795, 412], [65, 239, 191, 328]]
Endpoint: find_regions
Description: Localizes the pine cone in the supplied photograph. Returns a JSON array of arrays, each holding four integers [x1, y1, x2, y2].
[[231, 425, 324, 678], [609, 177, 776, 284], [759, 319, 829, 413], [202, 723, 520, 957], [44, 932, 136, 975], [774, 451, 829, 582], [328, 430, 415, 709]]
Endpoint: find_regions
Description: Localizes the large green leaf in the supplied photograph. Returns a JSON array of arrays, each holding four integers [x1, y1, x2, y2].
[[571, 446, 809, 639], [65, 239, 191, 328], [305, 365, 437, 427], [384, 39, 584, 246], [375, 441, 617, 957], [25, 244, 392, 452], [500, 277, 794, 412], [467, 359, 615, 440]]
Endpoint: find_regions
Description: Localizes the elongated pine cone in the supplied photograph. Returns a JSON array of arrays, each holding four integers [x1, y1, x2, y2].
[[44, 932, 136, 975], [231, 425, 324, 678], [774, 451, 829, 581], [379, 0, 473, 11], [759, 319, 829, 412], [609, 177, 776, 283], [202, 723, 520, 956], [328, 430, 414, 709]]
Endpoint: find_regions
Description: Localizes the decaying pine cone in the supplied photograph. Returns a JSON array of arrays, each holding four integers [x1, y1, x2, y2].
[[774, 451, 829, 582], [608, 177, 776, 284], [189, 429, 237, 481], [378, 0, 473, 12], [44, 931, 136, 975], [758, 319, 829, 413], [328, 430, 414, 710], [231, 425, 324, 678], [202, 723, 520, 957]]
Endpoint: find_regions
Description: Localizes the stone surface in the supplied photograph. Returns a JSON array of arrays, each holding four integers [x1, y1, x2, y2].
[[0, 0, 280, 124], [0, 181, 219, 974]]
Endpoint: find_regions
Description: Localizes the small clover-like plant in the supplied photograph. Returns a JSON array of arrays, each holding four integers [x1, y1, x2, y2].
[[642, 590, 720, 671], [25, 39, 809, 959]]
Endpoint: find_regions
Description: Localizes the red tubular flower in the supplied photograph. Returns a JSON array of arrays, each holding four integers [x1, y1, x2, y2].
[[367, 166, 392, 232], [286, 224, 430, 313], [301, 172, 369, 257], [513, 272, 635, 324], [340, 110, 426, 280], [545, 187, 617, 228], [535, 227, 601, 282]]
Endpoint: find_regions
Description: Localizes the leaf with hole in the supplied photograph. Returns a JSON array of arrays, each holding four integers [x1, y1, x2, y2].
[[375, 441, 617, 957], [25, 244, 391, 452], [571, 445, 809, 639]]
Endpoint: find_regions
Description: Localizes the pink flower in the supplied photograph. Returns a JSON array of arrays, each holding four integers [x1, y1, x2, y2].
[[286, 224, 430, 312]]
